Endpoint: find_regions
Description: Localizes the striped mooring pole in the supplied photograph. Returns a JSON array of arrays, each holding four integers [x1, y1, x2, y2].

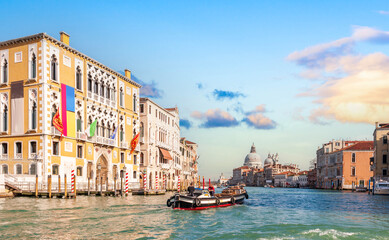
[[163, 174, 166, 189], [71, 170, 75, 193], [143, 172, 147, 190], [156, 175, 159, 190], [178, 175, 181, 192], [125, 171, 129, 195]]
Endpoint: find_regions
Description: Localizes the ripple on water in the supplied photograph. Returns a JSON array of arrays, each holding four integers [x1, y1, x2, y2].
[[0, 188, 389, 239]]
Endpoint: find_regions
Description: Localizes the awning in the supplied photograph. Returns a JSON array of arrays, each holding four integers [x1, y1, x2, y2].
[[159, 148, 173, 160]]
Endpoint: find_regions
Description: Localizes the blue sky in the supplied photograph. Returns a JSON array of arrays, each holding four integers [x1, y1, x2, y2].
[[2, 1, 389, 179]]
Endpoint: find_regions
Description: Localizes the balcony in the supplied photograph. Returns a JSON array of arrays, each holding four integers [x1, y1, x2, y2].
[[14, 153, 22, 160], [0, 154, 8, 160], [140, 137, 144, 144], [160, 163, 170, 170], [111, 101, 116, 108], [174, 163, 182, 170], [96, 136, 103, 144], [105, 98, 111, 105], [120, 142, 128, 149], [99, 96, 104, 103], [87, 91, 92, 99], [77, 132, 87, 140], [51, 128, 61, 136], [29, 153, 37, 159]]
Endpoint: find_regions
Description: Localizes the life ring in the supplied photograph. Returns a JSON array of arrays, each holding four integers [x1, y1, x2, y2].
[[195, 198, 201, 207], [216, 198, 221, 205], [231, 197, 235, 204], [167, 198, 172, 207], [245, 193, 249, 199]]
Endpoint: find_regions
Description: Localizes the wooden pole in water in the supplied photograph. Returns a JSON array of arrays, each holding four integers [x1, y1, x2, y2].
[[121, 176, 123, 196], [114, 177, 117, 196], [58, 175, 61, 193], [88, 177, 90, 196], [35, 174, 38, 198], [64, 174, 67, 198], [100, 176, 103, 196], [95, 177, 98, 192], [106, 176, 108, 194], [48, 175, 52, 198], [74, 176, 77, 199]]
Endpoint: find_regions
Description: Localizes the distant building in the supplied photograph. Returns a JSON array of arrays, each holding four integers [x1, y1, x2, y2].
[[316, 140, 374, 190], [218, 173, 229, 187], [373, 123, 389, 181], [297, 171, 309, 188]]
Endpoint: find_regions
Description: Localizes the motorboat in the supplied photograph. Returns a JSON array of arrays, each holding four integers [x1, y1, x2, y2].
[[374, 180, 389, 195], [166, 185, 248, 210]]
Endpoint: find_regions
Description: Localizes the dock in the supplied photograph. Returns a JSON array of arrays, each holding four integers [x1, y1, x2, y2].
[[132, 189, 166, 195]]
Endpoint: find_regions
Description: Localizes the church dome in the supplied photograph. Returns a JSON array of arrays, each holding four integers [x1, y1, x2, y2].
[[244, 143, 262, 168], [264, 154, 273, 166]]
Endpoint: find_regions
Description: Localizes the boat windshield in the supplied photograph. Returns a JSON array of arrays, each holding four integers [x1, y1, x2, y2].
[[377, 184, 389, 187]]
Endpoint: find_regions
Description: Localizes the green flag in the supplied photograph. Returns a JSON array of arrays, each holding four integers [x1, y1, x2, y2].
[[85, 119, 97, 137]]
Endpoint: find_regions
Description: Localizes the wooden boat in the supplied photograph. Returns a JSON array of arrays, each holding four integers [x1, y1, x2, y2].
[[374, 180, 389, 195], [166, 186, 248, 210]]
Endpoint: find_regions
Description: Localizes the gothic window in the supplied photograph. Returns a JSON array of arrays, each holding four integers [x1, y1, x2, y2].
[[106, 86, 110, 99], [31, 53, 36, 79], [96, 122, 99, 136], [100, 84, 104, 97], [140, 122, 144, 138], [76, 111, 82, 132], [2, 59, 7, 84], [30, 101, 37, 130], [94, 80, 99, 94], [133, 94, 137, 112], [76, 66, 82, 90], [119, 88, 124, 107], [2, 105, 7, 132], [50, 55, 58, 81], [88, 74, 92, 92], [101, 122, 105, 138]]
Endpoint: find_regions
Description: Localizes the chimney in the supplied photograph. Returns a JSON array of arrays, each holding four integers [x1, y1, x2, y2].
[[60, 31, 70, 45], [124, 69, 131, 79]]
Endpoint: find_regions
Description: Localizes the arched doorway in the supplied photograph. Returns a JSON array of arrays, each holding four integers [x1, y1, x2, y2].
[[96, 155, 108, 184]]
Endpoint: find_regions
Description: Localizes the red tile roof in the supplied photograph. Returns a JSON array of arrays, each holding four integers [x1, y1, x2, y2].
[[185, 140, 197, 145], [342, 141, 374, 151]]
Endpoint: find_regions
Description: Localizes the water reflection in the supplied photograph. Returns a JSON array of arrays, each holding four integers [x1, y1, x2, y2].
[[0, 188, 389, 239]]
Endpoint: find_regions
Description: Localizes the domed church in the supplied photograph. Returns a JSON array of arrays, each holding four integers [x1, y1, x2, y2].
[[243, 143, 263, 169]]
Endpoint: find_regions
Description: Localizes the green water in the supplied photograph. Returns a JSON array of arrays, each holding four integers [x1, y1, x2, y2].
[[0, 188, 388, 239]]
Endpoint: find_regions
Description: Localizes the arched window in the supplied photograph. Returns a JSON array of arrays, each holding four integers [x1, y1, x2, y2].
[[30, 163, 36, 175], [31, 53, 36, 79], [140, 152, 144, 165], [2, 105, 7, 132], [2, 164, 8, 174], [107, 123, 111, 138], [87, 74, 92, 92], [76, 66, 82, 90], [50, 55, 57, 81], [119, 125, 124, 142], [31, 101, 37, 130], [100, 84, 104, 97], [96, 122, 99, 136], [133, 94, 137, 112], [352, 153, 356, 163], [106, 86, 110, 99], [15, 164, 22, 175], [140, 122, 144, 138], [76, 111, 82, 132], [94, 80, 99, 94], [101, 122, 105, 138], [119, 88, 124, 107], [2, 59, 7, 84]]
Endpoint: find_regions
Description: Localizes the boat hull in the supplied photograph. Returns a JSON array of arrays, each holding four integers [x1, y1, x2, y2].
[[169, 192, 247, 210]]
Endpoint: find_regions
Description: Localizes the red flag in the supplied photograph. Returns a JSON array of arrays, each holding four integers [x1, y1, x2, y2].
[[130, 132, 140, 154], [52, 109, 64, 135]]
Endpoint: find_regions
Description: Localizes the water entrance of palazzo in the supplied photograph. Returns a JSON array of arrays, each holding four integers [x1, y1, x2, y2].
[[96, 155, 108, 184]]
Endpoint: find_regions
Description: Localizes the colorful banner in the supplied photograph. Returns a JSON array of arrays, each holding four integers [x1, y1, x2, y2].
[[52, 109, 64, 134], [61, 84, 75, 137], [130, 132, 140, 154]]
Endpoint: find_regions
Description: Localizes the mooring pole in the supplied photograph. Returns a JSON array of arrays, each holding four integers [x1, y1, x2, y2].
[[114, 177, 117, 196], [88, 177, 90, 196], [106, 176, 108, 194], [100, 176, 103, 196], [48, 175, 52, 198], [58, 175, 61, 193], [64, 174, 67, 198], [35, 174, 38, 198]]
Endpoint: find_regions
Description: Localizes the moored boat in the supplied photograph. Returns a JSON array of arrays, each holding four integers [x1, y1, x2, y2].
[[167, 186, 248, 210], [374, 180, 389, 195]]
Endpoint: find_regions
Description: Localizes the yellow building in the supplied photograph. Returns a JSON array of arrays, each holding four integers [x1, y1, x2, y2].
[[0, 32, 141, 189]]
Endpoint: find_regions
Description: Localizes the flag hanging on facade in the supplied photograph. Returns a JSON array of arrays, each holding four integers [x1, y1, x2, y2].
[[85, 119, 97, 137], [130, 132, 140, 154], [52, 109, 64, 135], [110, 126, 118, 139]]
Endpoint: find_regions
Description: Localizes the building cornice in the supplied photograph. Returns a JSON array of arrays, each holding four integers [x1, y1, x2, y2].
[[0, 33, 141, 88]]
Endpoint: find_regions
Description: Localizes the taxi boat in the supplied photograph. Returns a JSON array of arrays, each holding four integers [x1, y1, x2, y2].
[[166, 185, 248, 210]]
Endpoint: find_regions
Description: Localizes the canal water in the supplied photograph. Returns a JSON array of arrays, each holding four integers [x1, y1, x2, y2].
[[1, 187, 389, 239]]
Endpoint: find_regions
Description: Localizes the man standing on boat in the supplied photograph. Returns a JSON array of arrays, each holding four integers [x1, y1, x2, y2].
[[188, 182, 195, 196], [208, 185, 215, 196]]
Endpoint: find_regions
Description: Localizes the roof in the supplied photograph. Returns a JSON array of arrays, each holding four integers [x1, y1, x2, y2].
[[297, 171, 309, 175], [185, 140, 197, 145], [332, 141, 374, 153], [0, 32, 141, 88], [233, 166, 250, 171], [276, 171, 294, 176]]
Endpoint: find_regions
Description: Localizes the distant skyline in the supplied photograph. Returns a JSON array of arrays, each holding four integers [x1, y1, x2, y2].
[[2, 0, 389, 178]]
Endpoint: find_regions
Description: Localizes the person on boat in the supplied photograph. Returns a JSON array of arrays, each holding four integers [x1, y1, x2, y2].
[[188, 182, 195, 196], [208, 184, 215, 196]]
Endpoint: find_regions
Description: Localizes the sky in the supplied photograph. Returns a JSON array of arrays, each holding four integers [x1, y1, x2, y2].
[[2, 0, 389, 179]]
